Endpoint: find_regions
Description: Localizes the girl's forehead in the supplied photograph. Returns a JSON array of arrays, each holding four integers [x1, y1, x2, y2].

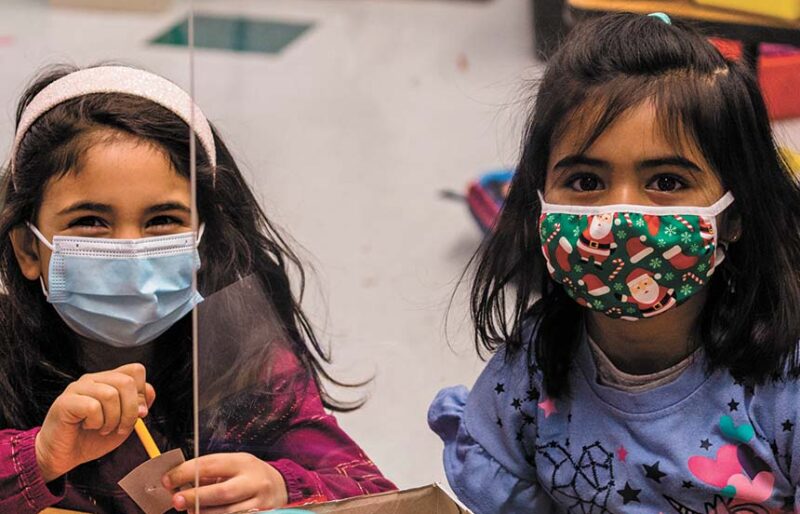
[[550, 101, 707, 165], [40, 136, 189, 210]]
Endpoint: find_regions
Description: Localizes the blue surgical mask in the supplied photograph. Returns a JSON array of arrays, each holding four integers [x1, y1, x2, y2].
[[29, 224, 204, 348]]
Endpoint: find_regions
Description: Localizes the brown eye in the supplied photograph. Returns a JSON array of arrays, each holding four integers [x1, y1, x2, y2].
[[68, 216, 107, 228], [147, 216, 180, 227], [568, 174, 603, 192], [648, 174, 687, 192]]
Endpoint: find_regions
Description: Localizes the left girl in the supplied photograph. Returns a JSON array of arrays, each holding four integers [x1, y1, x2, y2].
[[0, 64, 395, 513]]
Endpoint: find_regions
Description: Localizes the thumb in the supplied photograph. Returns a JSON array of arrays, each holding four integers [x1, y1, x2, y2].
[[144, 383, 156, 411]]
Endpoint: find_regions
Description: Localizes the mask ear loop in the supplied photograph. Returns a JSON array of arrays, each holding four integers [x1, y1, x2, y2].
[[25, 223, 54, 298], [38, 277, 50, 299], [26, 222, 54, 251], [195, 223, 205, 247]]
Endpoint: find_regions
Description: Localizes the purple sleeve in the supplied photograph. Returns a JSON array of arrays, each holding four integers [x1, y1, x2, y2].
[[0, 427, 65, 512], [234, 350, 395, 504], [267, 382, 397, 504]]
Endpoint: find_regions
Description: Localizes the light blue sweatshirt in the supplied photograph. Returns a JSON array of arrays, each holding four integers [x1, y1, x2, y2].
[[429, 336, 800, 513]]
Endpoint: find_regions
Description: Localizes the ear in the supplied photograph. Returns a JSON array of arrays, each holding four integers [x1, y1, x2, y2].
[[9, 225, 43, 280], [721, 209, 742, 244]]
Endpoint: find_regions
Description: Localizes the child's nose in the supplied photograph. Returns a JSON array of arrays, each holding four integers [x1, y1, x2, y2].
[[114, 227, 145, 240], [605, 183, 650, 206]]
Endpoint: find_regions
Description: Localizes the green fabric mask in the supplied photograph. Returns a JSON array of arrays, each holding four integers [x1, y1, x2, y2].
[[538, 192, 734, 320]]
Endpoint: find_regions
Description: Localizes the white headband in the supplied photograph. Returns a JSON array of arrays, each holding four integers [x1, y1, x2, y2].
[[10, 66, 217, 187]]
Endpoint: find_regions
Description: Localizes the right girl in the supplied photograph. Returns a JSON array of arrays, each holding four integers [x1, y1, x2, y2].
[[430, 13, 800, 514]]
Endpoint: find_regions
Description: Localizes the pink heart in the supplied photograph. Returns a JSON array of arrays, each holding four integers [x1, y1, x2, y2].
[[688, 444, 743, 488], [727, 471, 774, 503]]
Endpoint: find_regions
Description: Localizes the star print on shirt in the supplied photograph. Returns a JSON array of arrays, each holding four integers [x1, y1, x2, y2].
[[496, 417, 503, 428], [617, 482, 641, 504], [616, 446, 628, 462], [643, 461, 667, 483], [522, 413, 535, 425], [682, 481, 694, 489], [494, 383, 505, 394], [700, 439, 713, 450], [727, 399, 739, 411], [526, 387, 540, 402], [782, 419, 794, 432], [511, 398, 522, 410], [538, 398, 557, 418]]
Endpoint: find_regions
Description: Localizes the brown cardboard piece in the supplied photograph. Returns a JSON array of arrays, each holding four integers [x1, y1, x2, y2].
[[118, 449, 185, 514], [264, 484, 472, 514]]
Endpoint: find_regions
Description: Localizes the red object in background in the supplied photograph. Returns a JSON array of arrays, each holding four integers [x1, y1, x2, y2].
[[466, 170, 514, 233], [710, 37, 800, 120]]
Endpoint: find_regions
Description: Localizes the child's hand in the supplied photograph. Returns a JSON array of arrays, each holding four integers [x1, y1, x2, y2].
[[35, 363, 156, 482], [163, 453, 289, 513]]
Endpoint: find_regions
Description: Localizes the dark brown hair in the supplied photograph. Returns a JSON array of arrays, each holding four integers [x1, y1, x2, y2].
[[0, 64, 359, 452], [470, 14, 800, 397]]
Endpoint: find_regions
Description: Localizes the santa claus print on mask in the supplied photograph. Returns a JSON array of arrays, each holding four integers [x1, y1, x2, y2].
[[537, 191, 734, 320], [576, 213, 618, 268], [617, 268, 677, 320]]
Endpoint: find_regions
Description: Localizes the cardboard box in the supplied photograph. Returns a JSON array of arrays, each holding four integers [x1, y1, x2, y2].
[[270, 484, 473, 514]]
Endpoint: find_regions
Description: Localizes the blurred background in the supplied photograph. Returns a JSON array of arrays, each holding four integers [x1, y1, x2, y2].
[[1, 0, 799, 493]]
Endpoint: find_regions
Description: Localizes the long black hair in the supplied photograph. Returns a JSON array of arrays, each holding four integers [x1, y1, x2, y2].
[[470, 13, 800, 398], [0, 64, 359, 452]]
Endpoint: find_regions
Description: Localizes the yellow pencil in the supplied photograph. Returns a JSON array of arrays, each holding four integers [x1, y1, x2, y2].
[[134, 418, 161, 459]]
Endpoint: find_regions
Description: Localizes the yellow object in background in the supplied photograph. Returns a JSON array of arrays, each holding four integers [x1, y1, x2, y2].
[[39, 509, 89, 514], [694, 0, 800, 20], [781, 148, 800, 174]]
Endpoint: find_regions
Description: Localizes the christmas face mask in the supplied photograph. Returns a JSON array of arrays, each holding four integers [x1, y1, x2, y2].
[[538, 192, 734, 321]]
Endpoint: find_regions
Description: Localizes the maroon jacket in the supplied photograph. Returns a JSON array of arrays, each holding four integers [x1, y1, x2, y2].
[[0, 352, 395, 513]]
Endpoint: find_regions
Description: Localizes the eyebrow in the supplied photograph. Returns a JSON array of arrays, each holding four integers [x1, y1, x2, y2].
[[637, 156, 702, 172], [552, 154, 702, 173], [145, 203, 191, 215], [553, 155, 610, 171], [57, 202, 191, 216], [57, 202, 112, 215]]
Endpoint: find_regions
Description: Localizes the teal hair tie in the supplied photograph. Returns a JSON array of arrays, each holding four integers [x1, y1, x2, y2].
[[648, 12, 672, 25]]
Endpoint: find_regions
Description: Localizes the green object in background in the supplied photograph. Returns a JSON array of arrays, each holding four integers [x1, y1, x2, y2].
[[151, 15, 312, 54]]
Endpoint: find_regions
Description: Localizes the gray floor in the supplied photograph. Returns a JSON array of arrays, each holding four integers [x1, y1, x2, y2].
[[2, 0, 799, 492]]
